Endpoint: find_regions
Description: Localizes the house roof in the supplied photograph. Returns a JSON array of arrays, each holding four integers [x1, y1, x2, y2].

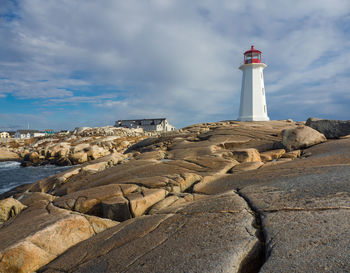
[[117, 118, 166, 122], [117, 118, 167, 126]]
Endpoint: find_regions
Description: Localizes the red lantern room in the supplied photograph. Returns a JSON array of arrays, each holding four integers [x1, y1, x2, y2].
[[244, 45, 262, 64]]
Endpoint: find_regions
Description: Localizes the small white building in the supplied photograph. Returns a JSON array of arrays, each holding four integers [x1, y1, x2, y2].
[[0, 132, 10, 138], [237, 45, 269, 121], [115, 118, 176, 132], [32, 132, 46, 138]]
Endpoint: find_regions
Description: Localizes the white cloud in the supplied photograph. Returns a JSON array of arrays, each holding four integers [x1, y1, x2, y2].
[[1, 0, 350, 130]]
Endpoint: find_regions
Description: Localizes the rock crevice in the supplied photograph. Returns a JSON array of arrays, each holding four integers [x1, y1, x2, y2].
[[236, 188, 267, 273]]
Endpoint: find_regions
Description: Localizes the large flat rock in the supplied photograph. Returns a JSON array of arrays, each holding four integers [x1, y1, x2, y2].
[[0, 199, 117, 273], [38, 191, 262, 273], [260, 209, 350, 272], [0, 149, 19, 161], [193, 138, 350, 272], [53, 183, 138, 215], [31, 156, 236, 196], [197, 121, 294, 152], [194, 139, 350, 195]]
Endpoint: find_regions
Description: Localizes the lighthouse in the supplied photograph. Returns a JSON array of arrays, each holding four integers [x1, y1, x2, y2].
[[237, 45, 269, 121]]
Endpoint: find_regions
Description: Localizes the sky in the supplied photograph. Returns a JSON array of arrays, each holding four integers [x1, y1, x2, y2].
[[1, 0, 350, 131]]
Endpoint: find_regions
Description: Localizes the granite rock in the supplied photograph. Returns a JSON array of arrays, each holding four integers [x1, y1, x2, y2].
[[281, 125, 326, 151], [306, 117, 350, 139]]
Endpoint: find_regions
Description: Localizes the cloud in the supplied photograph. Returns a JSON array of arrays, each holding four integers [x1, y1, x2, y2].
[[1, 0, 350, 130], [47, 93, 118, 104]]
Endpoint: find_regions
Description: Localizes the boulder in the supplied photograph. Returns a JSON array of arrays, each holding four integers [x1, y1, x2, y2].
[[56, 168, 81, 183], [56, 146, 70, 158], [231, 148, 261, 163], [178, 172, 202, 191], [20, 149, 30, 158], [101, 196, 132, 221], [82, 162, 108, 173], [46, 143, 70, 157], [306, 118, 350, 139], [103, 152, 126, 165], [0, 198, 27, 223], [69, 152, 88, 164], [120, 140, 130, 148], [127, 188, 168, 217], [281, 126, 326, 151], [28, 152, 40, 164], [86, 145, 110, 160], [260, 149, 286, 161], [73, 127, 91, 134], [70, 143, 90, 154], [282, 150, 301, 159], [55, 157, 72, 166]]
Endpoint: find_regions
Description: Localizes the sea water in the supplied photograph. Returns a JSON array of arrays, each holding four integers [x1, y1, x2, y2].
[[0, 161, 71, 195]]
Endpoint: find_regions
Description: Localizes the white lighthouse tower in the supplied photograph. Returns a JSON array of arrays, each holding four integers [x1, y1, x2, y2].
[[237, 45, 269, 121]]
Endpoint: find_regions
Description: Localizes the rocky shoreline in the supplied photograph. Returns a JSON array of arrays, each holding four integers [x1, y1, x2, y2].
[[1, 118, 350, 272], [0, 126, 158, 167]]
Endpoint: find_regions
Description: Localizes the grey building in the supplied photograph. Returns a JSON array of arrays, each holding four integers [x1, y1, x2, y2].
[[115, 118, 175, 132]]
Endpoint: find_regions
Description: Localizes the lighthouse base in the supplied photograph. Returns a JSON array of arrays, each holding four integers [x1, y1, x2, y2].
[[237, 115, 270, 122]]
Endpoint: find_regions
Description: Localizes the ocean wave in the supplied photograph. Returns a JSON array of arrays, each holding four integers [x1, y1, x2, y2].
[[0, 161, 21, 169]]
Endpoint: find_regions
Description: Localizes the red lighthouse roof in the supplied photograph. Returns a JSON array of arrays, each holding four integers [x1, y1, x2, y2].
[[243, 45, 262, 64], [244, 45, 261, 55]]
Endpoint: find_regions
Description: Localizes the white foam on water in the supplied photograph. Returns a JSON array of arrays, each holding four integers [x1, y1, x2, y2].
[[0, 161, 21, 170]]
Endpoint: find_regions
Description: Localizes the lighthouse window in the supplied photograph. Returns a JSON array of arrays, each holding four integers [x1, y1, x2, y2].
[[245, 56, 252, 63], [262, 88, 265, 95], [264, 105, 266, 113]]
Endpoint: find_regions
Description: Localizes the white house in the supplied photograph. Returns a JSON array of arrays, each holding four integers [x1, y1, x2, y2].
[[0, 132, 10, 138], [115, 118, 176, 132], [15, 130, 31, 139]]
